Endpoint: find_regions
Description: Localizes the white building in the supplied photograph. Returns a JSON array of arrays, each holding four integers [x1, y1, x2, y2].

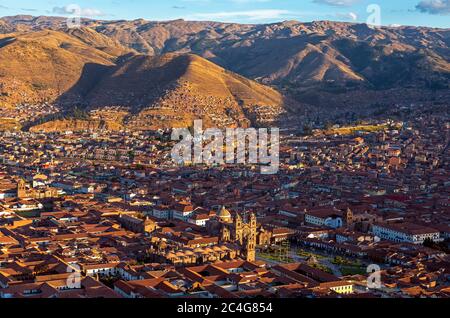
[[305, 209, 343, 229], [0, 190, 16, 200], [172, 204, 195, 222], [188, 214, 210, 227], [372, 222, 441, 244]]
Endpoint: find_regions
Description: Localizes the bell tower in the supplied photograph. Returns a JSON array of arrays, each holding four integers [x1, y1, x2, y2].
[[346, 208, 354, 227], [245, 234, 256, 262], [235, 213, 243, 244], [249, 213, 257, 240], [250, 213, 257, 232], [17, 179, 27, 199], [245, 213, 257, 262]]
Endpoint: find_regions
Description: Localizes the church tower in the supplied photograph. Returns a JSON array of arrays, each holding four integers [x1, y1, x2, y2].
[[245, 235, 256, 262], [249, 213, 257, 241], [346, 208, 354, 228], [17, 179, 27, 199], [245, 213, 257, 262], [235, 213, 243, 244], [250, 213, 257, 234]]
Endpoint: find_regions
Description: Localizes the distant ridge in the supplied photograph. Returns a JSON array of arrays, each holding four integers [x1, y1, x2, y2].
[[0, 29, 130, 108], [1, 15, 448, 91], [0, 15, 449, 131], [0, 27, 292, 131], [81, 53, 287, 129]]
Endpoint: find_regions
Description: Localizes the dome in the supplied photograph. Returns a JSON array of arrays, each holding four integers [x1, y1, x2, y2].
[[218, 206, 232, 222]]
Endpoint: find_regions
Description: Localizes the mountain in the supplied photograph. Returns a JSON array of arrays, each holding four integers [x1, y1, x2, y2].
[[2, 16, 448, 92], [0, 15, 449, 131], [48, 53, 290, 131], [0, 20, 13, 33], [0, 28, 131, 108], [0, 25, 292, 130]]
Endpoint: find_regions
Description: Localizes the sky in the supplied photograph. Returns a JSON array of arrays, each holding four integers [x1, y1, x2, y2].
[[0, 0, 449, 28]]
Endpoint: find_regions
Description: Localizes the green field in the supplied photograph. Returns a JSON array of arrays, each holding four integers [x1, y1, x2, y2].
[[332, 256, 367, 276], [340, 266, 367, 276], [310, 263, 333, 274], [325, 124, 389, 136], [297, 249, 327, 260], [257, 252, 294, 264]]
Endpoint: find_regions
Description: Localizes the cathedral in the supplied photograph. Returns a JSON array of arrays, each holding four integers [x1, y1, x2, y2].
[[17, 179, 59, 200], [207, 206, 273, 262]]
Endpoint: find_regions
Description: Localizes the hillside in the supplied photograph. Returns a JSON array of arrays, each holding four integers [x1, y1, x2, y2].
[[0, 16, 449, 131], [2, 16, 448, 91], [0, 26, 291, 131], [0, 29, 132, 108], [29, 119, 122, 133], [70, 53, 289, 129]]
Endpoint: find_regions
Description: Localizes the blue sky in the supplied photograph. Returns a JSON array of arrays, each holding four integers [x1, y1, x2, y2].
[[0, 0, 449, 28]]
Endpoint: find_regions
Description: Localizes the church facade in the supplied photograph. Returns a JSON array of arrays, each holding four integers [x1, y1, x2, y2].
[[207, 207, 273, 262], [17, 179, 59, 200]]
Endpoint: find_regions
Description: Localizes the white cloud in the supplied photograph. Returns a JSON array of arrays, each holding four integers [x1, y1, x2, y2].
[[229, 0, 272, 3], [416, 0, 450, 15], [52, 5, 105, 17], [182, 0, 271, 3], [189, 9, 291, 21], [336, 12, 358, 21], [313, 0, 361, 7]]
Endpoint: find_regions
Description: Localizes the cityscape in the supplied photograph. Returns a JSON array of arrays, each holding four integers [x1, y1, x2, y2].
[[0, 0, 449, 304]]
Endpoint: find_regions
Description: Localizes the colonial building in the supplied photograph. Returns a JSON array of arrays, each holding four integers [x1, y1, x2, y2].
[[207, 207, 272, 262], [17, 179, 58, 200], [372, 222, 441, 244], [305, 209, 344, 229], [118, 214, 159, 234]]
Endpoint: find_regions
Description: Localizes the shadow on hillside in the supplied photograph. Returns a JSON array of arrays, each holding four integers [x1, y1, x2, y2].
[[208, 34, 328, 77], [0, 37, 16, 49], [22, 62, 115, 131], [47, 44, 323, 132], [55, 62, 115, 109], [55, 54, 191, 115]]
